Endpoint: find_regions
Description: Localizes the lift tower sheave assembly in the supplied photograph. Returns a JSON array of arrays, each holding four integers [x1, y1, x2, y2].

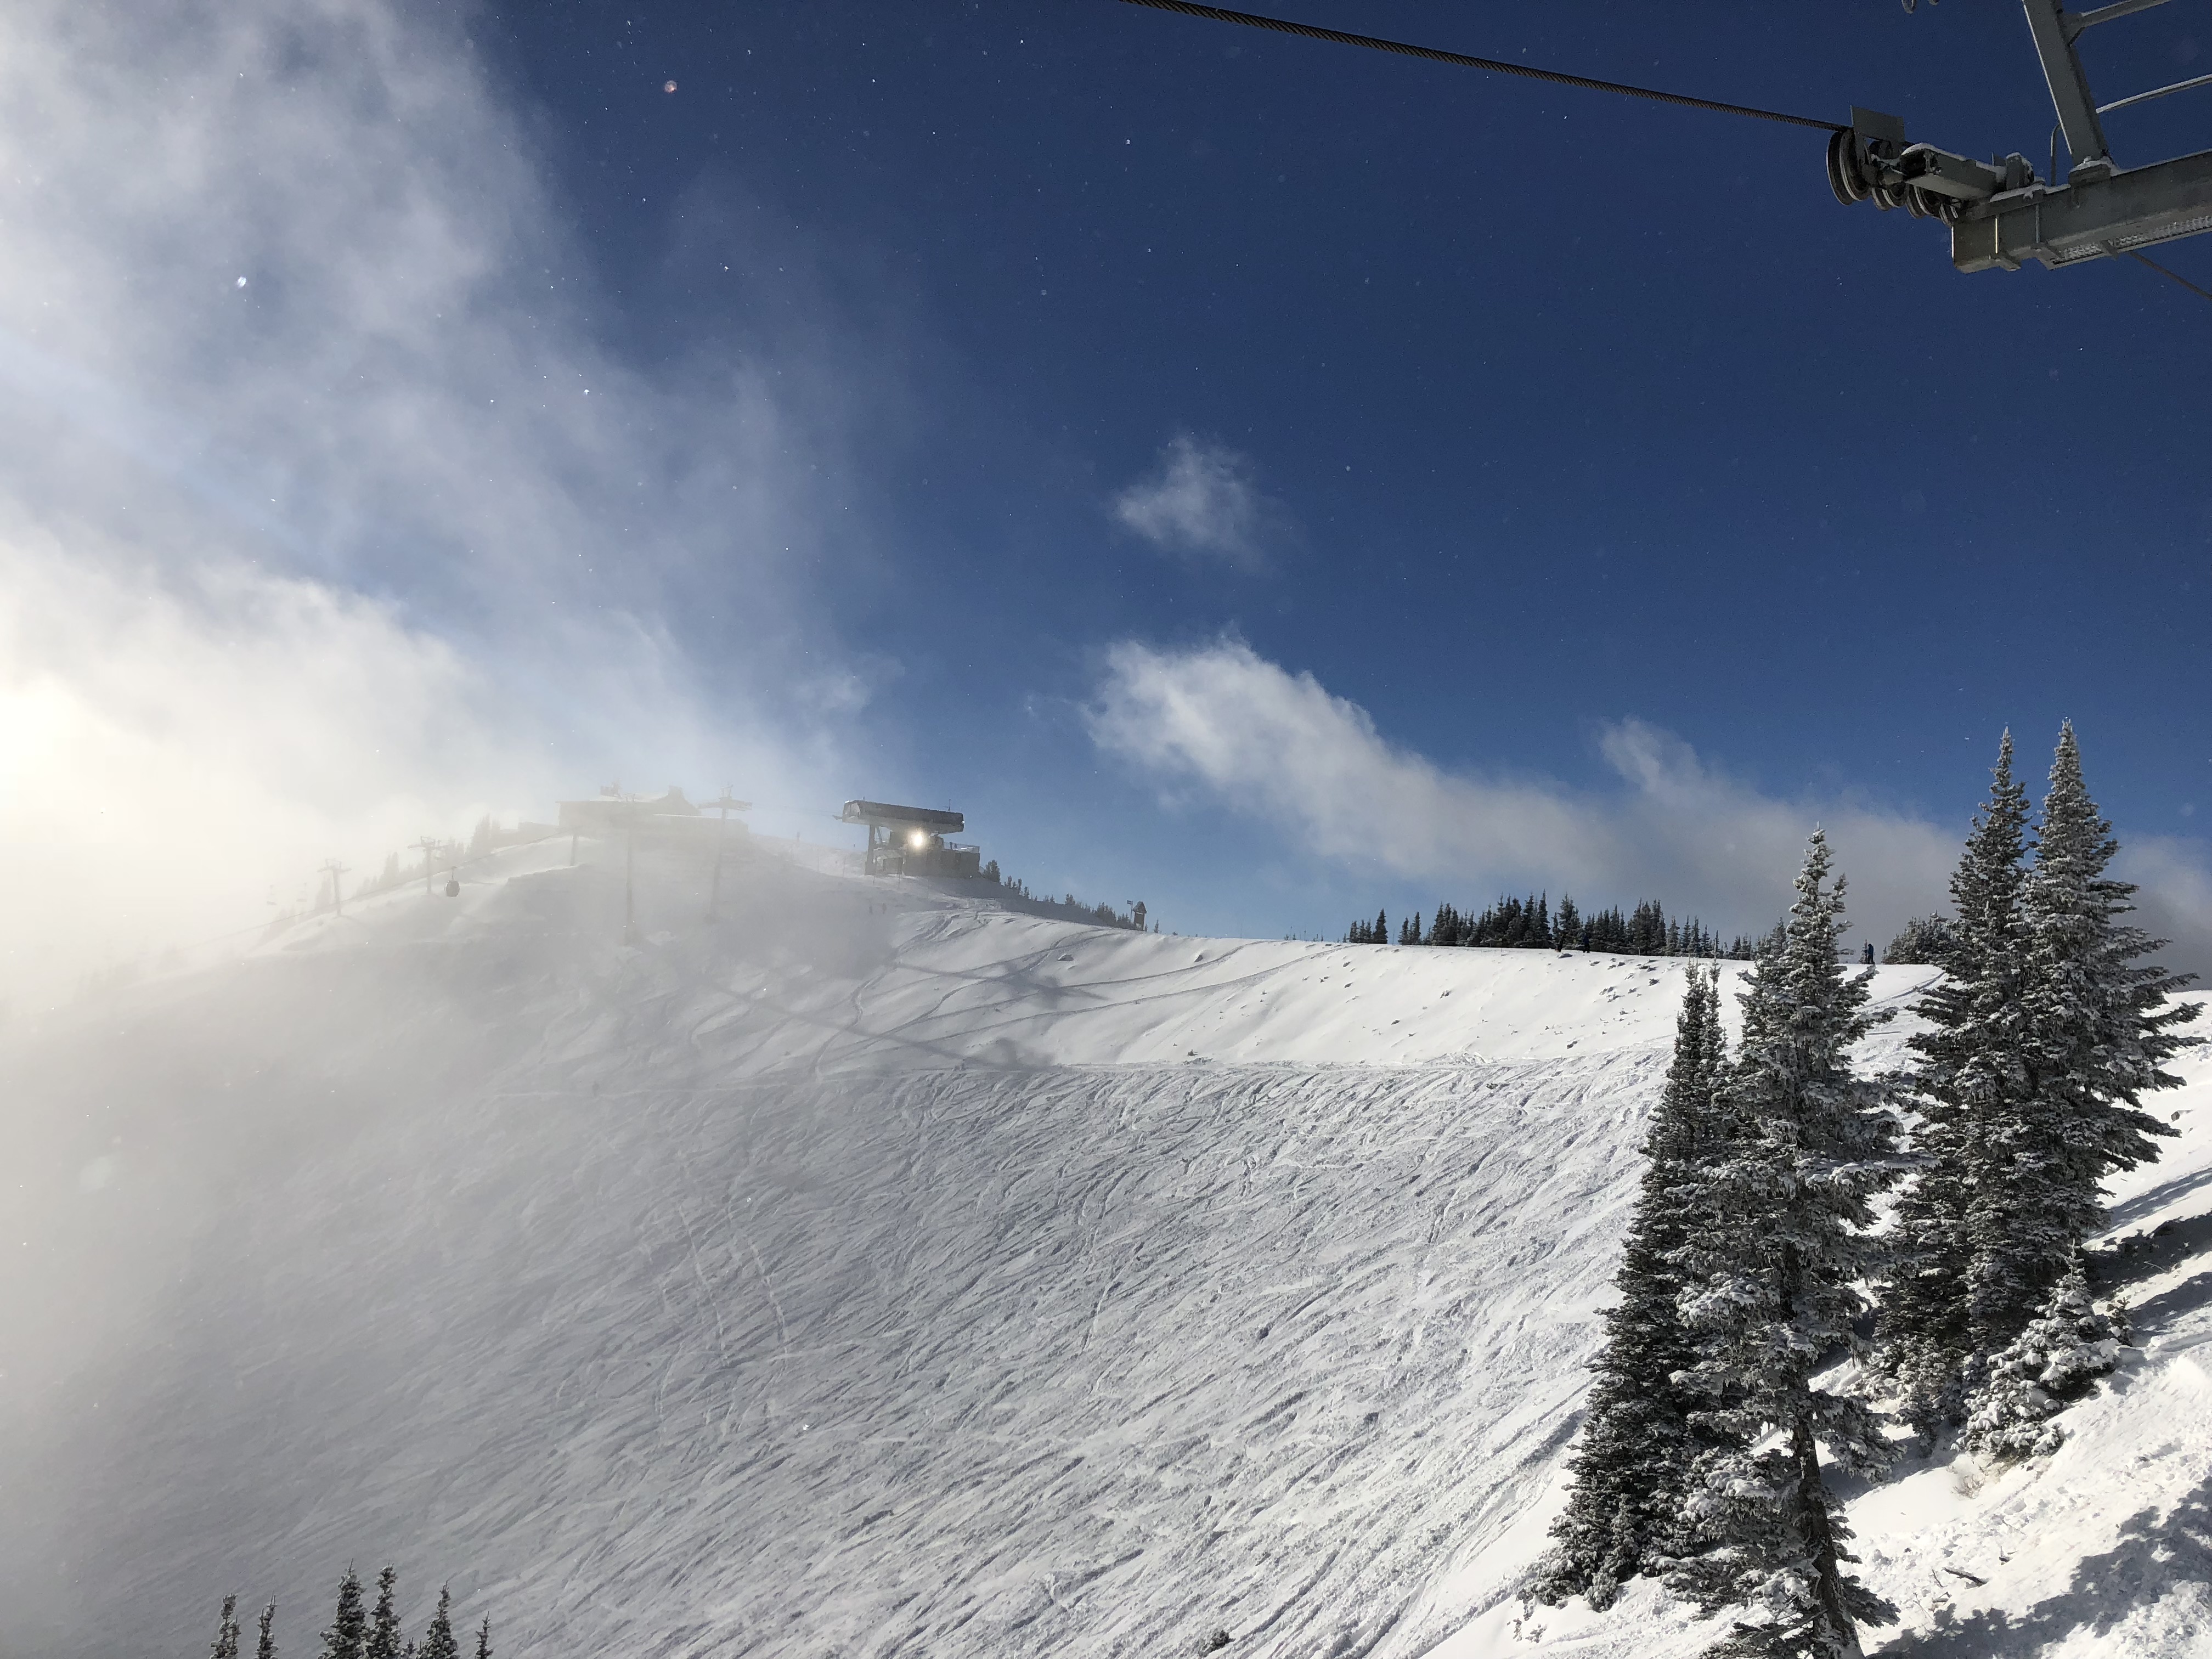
[[1836, 0, 2212, 274], [1114, 0, 2209, 290]]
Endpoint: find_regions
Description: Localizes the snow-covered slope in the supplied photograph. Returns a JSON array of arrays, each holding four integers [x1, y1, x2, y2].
[[0, 835, 2203, 1658]]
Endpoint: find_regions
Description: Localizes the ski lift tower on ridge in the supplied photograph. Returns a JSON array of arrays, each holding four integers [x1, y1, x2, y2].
[[840, 800, 983, 879]]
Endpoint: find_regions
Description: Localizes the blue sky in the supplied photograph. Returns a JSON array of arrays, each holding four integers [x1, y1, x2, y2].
[[3, 0, 2208, 985]]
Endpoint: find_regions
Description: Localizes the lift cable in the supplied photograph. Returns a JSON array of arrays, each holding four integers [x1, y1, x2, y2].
[[1117, 0, 2212, 309], [1113, 0, 1844, 133], [2128, 250, 2212, 304]]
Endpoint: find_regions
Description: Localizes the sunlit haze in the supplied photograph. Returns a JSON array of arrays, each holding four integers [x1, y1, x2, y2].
[[5, 1, 2209, 1002]]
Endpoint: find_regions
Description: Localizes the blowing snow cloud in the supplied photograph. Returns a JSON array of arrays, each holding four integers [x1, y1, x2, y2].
[[0, 0, 864, 1001]]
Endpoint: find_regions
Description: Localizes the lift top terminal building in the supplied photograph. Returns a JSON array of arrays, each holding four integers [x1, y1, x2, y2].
[[840, 800, 981, 879]]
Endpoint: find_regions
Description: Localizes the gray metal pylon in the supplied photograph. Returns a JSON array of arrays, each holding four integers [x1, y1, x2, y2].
[[2022, 0, 2111, 172]]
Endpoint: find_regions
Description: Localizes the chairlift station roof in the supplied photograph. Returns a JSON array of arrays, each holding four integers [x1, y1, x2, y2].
[[840, 800, 964, 835]]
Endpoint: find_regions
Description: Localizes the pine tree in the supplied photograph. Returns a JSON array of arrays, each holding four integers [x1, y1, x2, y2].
[[1881, 733, 2032, 1426], [1961, 1263, 2128, 1462], [1556, 894, 1582, 950], [1881, 915, 1956, 966], [1963, 725, 2199, 1353], [1373, 909, 1387, 946], [1668, 832, 1902, 1658], [366, 1568, 402, 1659], [1536, 966, 1731, 1607], [210, 1595, 242, 1659], [257, 1605, 278, 1659], [416, 1588, 459, 1659], [473, 1617, 492, 1659], [320, 1570, 367, 1659]]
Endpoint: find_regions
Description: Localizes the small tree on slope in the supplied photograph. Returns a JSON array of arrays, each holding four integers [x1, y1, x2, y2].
[[1963, 724, 2199, 1355], [320, 1570, 366, 1659], [417, 1587, 459, 1659], [1667, 832, 1902, 1659], [209, 1595, 241, 1659], [1880, 732, 2033, 1429], [257, 1604, 278, 1659], [1963, 1263, 2128, 1460], [1536, 964, 1732, 1608], [366, 1568, 402, 1659]]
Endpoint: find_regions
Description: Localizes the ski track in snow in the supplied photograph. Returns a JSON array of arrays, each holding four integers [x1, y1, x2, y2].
[[0, 836, 2204, 1658]]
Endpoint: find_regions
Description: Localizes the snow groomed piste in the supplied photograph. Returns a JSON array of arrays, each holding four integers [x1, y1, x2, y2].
[[0, 831, 2205, 1656]]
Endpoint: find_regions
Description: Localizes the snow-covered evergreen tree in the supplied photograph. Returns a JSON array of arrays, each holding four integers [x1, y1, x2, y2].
[[365, 1568, 402, 1659], [1962, 1262, 2128, 1462], [416, 1588, 459, 1659], [257, 1604, 278, 1659], [1880, 916, 1956, 967], [1963, 725, 2199, 1352], [320, 1570, 366, 1659], [210, 1594, 241, 1659], [1535, 965, 1731, 1608], [473, 1616, 492, 1659], [1667, 832, 1901, 1658], [1880, 733, 2032, 1427]]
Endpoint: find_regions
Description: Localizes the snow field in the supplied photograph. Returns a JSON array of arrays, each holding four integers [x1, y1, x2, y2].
[[0, 833, 2202, 1658]]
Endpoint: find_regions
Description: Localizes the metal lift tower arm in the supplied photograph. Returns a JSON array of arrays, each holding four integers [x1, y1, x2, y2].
[[1832, 0, 2211, 278], [2023, 0, 2113, 170], [1955, 149, 2212, 272]]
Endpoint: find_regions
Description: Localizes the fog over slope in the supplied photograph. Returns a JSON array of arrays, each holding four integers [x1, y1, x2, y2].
[[1, 834, 2205, 1658]]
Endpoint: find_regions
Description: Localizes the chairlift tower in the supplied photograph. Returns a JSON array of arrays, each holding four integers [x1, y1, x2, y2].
[[320, 859, 351, 918], [1835, 0, 2212, 273], [706, 788, 751, 921], [413, 835, 442, 897]]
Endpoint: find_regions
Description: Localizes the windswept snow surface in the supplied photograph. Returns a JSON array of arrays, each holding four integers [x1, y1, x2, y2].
[[0, 836, 2204, 1658]]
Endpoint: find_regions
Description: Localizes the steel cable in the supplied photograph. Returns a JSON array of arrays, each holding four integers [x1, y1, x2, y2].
[[1113, 2, 2212, 303], [1113, 0, 1846, 132], [2128, 250, 2212, 305]]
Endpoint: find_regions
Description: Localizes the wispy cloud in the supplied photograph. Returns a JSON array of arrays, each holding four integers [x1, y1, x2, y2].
[[1088, 636, 2212, 971], [0, 0, 864, 1000], [1112, 433, 1282, 571]]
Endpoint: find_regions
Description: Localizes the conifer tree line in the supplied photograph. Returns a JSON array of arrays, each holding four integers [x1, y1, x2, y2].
[[205, 1567, 490, 1659], [1345, 893, 1760, 958], [1535, 725, 2200, 1659]]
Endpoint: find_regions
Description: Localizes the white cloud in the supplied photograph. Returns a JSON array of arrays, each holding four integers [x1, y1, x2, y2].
[[1089, 637, 2212, 972], [1112, 433, 1280, 570], [2116, 836, 2212, 981], [1088, 636, 1605, 873], [0, 0, 862, 1000]]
